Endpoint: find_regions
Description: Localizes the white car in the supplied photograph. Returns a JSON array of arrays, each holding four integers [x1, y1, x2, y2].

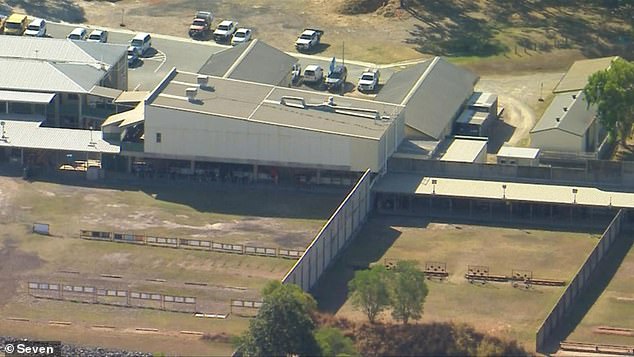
[[231, 28, 252, 45], [303, 65, 324, 84], [67, 27, 87, 41], [87, 29, 108, 43], [24, 19, 46, 37]]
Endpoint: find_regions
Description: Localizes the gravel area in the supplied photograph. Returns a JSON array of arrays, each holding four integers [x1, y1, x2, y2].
[[0, 336, 152, 357]]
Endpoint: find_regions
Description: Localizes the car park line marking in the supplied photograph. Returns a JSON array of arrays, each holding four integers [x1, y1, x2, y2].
[[153, 50, 167, 73]]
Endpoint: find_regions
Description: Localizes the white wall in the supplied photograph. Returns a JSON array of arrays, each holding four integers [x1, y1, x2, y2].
[[144, 106, 389, 172], [531, 129, 584, 152]]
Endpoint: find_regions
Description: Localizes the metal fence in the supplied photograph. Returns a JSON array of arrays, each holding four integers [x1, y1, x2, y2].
[[79, 230, 303, 259], [28, 281, 197, 313], [282, 169, 373, 291], [535, 209, 628, 352]]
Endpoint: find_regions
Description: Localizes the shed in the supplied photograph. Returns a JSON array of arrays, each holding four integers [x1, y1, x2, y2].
[[453, 109, 493, 137], [440, 136, 488, 163], [496, 146, 540, 166]]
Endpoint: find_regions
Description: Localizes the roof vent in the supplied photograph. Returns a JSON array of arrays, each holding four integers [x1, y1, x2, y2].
[[185, 87, 198, 102], [555, 117, 560, 122], [197, 75, 209, 87], [572, 94, 577, 99], [327, 96, 335, 106], [563, 107, 568, 112]]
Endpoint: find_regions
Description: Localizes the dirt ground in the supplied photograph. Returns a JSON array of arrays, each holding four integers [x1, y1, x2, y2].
[[0, 173, 341, 355], [314, 216, 600, 351]]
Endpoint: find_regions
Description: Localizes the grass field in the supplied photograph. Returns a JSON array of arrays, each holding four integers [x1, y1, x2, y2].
[[566, 233, 634, 347], [0, 174, 343, 355], [314, 215, 601, 352]]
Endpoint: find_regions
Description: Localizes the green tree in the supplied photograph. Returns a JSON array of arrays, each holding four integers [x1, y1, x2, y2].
[[584, 58, 634, 146], [315, 327, 358, 356], [389, 260, 428, 324], [348, 265, 391, 323], [236, 281, 321, 356]]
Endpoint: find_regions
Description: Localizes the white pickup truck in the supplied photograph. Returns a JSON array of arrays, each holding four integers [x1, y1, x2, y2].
[[295, 28, 323, 52], [357, 69, 380, 93], [213, 20, 237, 43]]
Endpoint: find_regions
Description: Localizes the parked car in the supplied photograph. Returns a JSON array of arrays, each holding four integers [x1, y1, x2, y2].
[[303, 65, 324, 84], [0, 14, 6, 34], [357, 68, 380, 93], [67, 27, 87, 41], [87, 29, 108, 43], [213, 20, 237, 43], [188, 11, 213, 39], [325, 65, 348, 91], [295, 28, 323, 52], [231, 28, 252, 45], [4, 14, 28, 36], [24, 18, 46, 37], [127, 46, 140, 67], [130, 33, 152, 56]]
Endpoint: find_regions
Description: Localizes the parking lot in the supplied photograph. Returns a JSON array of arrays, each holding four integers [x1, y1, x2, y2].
[[43, 22, 398, 96]]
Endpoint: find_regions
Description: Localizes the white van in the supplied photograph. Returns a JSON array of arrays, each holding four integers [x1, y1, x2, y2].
[[24, 19, 46, 37], [130, 33, 152, 56]]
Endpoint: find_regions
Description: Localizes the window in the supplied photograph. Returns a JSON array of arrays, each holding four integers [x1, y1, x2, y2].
[[156, 133, 162, 143]]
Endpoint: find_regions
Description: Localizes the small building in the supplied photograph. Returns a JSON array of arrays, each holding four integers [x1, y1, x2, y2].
[[440, 136, 487, 163], [496, 146, 540, 166], [467, 92, 498, 116], [553, 56, 619, 94], [530, 91, 601, 153], [453, 109, 493, 137]]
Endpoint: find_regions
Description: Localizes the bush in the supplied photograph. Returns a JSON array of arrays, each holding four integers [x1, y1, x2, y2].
[[339, 0, 389, 15]]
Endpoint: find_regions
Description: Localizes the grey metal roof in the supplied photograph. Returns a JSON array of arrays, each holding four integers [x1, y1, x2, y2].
[[456, 109, 490, 125], [0, 36, 125, 67], [0, 90, 55, 104], [531, 91, 596, 136], [149, 71, 403, 140], [376, 59, 433, 104], [199, 40, 297, 86], [0, 119, 119, 153], [553, 56, 618, 93], [467, 92, 497, 109], [0, 59, 103, 93], [384, 57, 478, 140]]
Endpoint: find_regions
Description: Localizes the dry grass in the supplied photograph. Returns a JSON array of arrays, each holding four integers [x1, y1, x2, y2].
[[315, 216, 600, 351]]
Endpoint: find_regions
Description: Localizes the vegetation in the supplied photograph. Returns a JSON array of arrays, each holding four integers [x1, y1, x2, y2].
[[390, 260, 428, 324], [315, 327, 358, 357], [584, 58, 634, 146], [236, 281, 321, 356], [348, 265, 391, 323], [349, 260, 428, 324]]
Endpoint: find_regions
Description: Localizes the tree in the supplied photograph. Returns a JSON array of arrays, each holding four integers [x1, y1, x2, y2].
[[315, 327, 358, 356], [348, 265, 391, 323], [236, 281, 321, 356], [389, 260, 428, 324], [584, 58, 634, 147]]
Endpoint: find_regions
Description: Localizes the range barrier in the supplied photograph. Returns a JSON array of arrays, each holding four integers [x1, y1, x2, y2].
[[79, 230, 303, 259], [28, 281, 197, 313], [535, 209, 628, 352], [282, 169, 373, 291]]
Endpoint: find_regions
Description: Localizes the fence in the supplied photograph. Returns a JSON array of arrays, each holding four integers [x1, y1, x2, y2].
[[535, 209, 627, 352], [282, 169, 373, 292], [28, 281, 197, 313], [79, 230, 303, 259], [389, 157, 634, 188]]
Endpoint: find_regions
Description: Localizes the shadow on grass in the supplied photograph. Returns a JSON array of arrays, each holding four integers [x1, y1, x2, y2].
[[5, 0, 85, 23], [544, 232, 634, 353], [0, 164, 344, 220], [312, 216, 430, 313]]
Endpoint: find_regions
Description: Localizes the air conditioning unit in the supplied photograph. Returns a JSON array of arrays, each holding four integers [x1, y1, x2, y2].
[[185, 87, 198, 102], [197, 75, 209, 87]]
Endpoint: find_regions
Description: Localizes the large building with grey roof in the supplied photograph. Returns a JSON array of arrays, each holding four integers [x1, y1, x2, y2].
[[105, 68, 404, 175], [377, 56, 478, 141], [0, 36, 128, 129]]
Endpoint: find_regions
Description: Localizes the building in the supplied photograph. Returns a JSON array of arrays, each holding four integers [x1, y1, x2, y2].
[[377, 56, 478, 141], [530, 91, 601, 153], [104, 69, 404, 179], [198, 39, 298, 87], [0, 36, 128, 129], [439, 136, 488, 163], [497, 146, 540, 166], [553, 56, 619, 94]]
